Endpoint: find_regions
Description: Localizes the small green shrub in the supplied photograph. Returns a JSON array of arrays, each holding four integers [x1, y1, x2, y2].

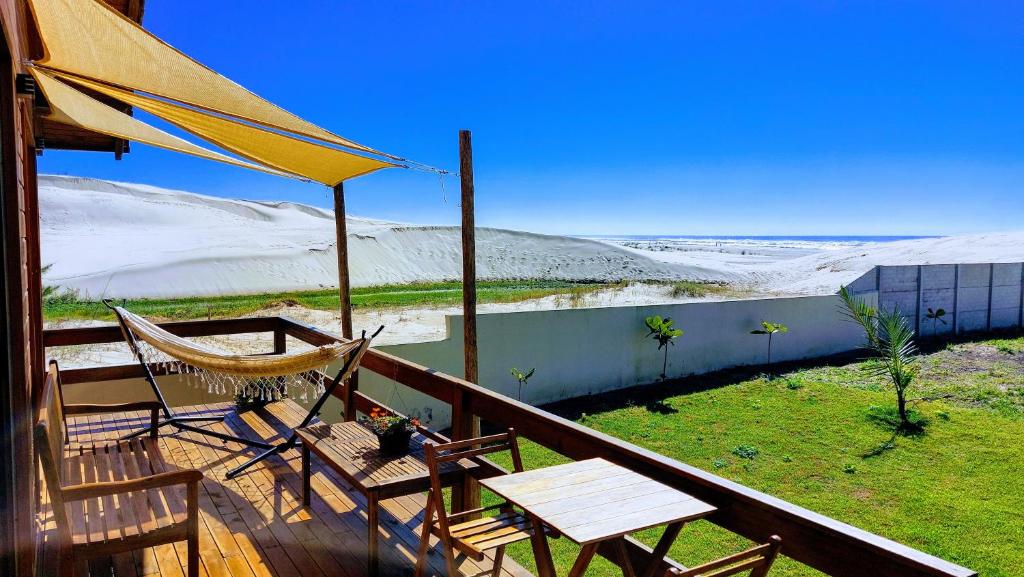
[[995, 342, 1021, 355], [669, 281, 728, 299], [644, 315, 684, 380], [732, 444, 759, 459], [712, 458, 728, 469], [509, 367, 535, 402], [843, 463, 857, 474], [751, 320, 789, 378]]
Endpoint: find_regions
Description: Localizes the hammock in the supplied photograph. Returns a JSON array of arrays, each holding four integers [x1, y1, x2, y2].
[[107, 302, 379, 479], [116, 306, 361, 401]]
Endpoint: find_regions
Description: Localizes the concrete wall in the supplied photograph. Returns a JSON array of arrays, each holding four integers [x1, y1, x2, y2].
[[61, 262, 1022, 431], [847, 263, 1024, 337], [359, 293, 871, 429]]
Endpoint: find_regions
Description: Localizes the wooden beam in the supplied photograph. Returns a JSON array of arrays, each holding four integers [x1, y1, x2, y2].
[[43, 316, 278, 347], [333, 183, 354, 340], [459, 129, 478, 384], [457, 129, 481, 512], [333, 182, 358, 422]]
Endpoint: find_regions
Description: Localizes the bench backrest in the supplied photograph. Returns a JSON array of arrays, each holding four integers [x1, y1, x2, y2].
[[35, 361, 71, 539]]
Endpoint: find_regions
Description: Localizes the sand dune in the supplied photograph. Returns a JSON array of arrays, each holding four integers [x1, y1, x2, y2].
[[40, 175, 1023, 299], [755, 232, 1024, 295], [39, 176, 732, 298]]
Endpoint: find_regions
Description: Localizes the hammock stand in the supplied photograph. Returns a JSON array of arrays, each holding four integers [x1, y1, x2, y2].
[[104, 301, 379, 479], [224, 329, 378, 480]]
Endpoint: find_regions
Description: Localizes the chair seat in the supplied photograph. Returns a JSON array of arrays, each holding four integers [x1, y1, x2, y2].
[[63, 437, 190, 548], [435, 510, 538, 561]]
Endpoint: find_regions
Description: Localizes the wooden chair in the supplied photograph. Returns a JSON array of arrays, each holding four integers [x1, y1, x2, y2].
[[415, 428, 552, 577], [670, 536, 783, 577], [36, 361, 203, 577]]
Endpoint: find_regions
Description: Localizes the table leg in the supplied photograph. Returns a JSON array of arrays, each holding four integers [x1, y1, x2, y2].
[[613, 538, 637, 577], [301, 444, 311, 507], [367, 493, 380, 576], [527, 515, 556, 577], [568, 543, 600, 577], [640, 521, 685, 577]]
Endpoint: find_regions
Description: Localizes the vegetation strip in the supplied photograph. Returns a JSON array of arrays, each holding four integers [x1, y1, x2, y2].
[[42, 280, 621, 322]]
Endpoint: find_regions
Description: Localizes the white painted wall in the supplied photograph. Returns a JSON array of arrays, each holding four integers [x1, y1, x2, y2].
[[359, 294, 872, 429], [61, 263, 1022, 431]]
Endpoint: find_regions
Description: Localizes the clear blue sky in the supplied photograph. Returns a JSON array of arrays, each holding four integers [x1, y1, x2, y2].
[[40, 1, 1023, 236]]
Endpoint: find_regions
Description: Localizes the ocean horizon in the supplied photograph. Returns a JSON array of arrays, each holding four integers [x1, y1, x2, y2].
[[580, 234, 939, 242], [581, 234, 941, 252]]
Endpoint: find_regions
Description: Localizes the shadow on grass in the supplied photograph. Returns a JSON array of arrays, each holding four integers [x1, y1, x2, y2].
[[914, 327, 1024, 355], [539, 349, 871, 421], [860, 405, 931, 458], [644, 399, 678, 414]]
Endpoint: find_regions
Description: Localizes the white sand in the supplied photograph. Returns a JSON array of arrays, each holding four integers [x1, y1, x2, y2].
[[40, 175, 1023, 302], [40, 175, 733, 299], [601, 234, 1024, 295], [751, 232, 1024, 295]]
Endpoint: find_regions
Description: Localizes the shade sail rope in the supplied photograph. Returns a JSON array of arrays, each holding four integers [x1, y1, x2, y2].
[[26, 0, 399, 158], [45, 69, 396, 186], [31, 68, 300, 180], [116, 307, 361, 401], [28, 0, 457, 185]]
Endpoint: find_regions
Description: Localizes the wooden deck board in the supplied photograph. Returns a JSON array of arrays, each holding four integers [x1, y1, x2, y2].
[[42, 401, 534, 577]]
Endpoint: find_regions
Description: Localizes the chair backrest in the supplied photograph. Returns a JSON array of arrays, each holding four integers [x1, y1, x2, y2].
[[422, 428, 524, 527], [672, 536, 782, 577], [36, 362, 67, 483], [36, 361, 71, 540]]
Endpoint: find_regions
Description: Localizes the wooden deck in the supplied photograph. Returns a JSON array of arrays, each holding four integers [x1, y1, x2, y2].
[[41, 400, 534, 577]]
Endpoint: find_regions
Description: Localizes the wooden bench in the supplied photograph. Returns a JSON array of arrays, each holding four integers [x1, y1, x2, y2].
[[36, 361, 203, 577]]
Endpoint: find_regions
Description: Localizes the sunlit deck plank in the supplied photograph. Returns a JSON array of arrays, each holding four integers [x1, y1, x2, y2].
[[44, 401, 534, 577]]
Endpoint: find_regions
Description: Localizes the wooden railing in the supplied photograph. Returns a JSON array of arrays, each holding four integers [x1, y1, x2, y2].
[[43, 316, 976, 577]]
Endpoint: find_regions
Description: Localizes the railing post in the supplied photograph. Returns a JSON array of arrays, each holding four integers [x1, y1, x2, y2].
[[273, 326, 287, 355], [449, 387, 480, 513]]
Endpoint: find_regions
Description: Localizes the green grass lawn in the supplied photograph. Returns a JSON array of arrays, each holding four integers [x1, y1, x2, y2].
[[42, 280, 619, 322], [481, 332, 1024, 577]]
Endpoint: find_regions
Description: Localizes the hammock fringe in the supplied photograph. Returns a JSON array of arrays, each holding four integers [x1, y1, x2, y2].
[[116, 307, 361, 401]]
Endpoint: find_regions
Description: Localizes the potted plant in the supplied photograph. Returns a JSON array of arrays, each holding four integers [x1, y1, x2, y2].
[[362, 407, 420, 456]]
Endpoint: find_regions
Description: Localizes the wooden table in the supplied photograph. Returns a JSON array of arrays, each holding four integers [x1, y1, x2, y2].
[[296, 421, 475, 576], [480, 458, 716, 577]]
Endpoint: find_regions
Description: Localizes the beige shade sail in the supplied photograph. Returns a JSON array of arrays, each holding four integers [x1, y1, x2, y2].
[[116, 307, 362, 378], [32, 69, 292, 178], [27, 0, 391, 157], [52, 71, 395, 186]]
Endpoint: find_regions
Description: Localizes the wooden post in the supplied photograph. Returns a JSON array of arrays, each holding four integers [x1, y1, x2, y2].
[[460, 130, 478, 386], [333, 183, 354, 340], [333, 182, 358, 421], [456, 129, 481, 512]]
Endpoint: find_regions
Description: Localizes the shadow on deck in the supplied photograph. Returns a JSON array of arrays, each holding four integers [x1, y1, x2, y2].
[[42, 400, 534, 577]]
